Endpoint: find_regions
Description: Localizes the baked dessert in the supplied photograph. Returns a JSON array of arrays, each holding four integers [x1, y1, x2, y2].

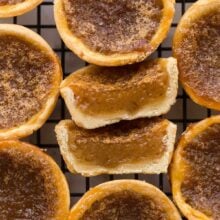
[[173, 0, 220, 110], [54, 0, 175, 66], [68, 180, 181, 220], [0, 24, 62, 140], [0, 140, 70, 219], [0, 0, 42, 17], [170, 115, 220, 219], [60, 57, 178, 129], [55, 117, 177, 176]]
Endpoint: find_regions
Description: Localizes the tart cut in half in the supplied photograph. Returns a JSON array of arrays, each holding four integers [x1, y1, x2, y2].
[[55, 117, 177, 176], [54, 0, 175, 66], [170, 115, 220, 220], [173, 0, 220, 110], [60, 57, 178, 129], [0, 24, 62, 140], [68, 180, 181, 220], [0, 140, 70, 220], [0, 0, 42, 18]]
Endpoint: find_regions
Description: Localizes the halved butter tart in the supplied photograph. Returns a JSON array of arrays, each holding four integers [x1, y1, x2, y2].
[[60, 57, 178, 129], [0, 0, 42, 17], [173, 0, 220, 111], [55, 117, 176, 176], [68, 180, 181, 220], [54, 0, 175, 66], [170, 115, 220, 220], [0, 140, 70, 220], [0, 24, 62, 140]]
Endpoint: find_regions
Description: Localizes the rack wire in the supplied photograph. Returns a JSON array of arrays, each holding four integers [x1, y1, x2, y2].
[[0, 0, 217, 217]]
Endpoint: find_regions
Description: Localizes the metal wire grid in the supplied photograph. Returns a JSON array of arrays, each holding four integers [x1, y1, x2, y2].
[[0, 0, 218, 216]]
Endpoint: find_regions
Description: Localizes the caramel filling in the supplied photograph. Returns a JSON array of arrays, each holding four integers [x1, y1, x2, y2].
[[0, 147, 58, 219], [80, 190, 168, 219], [181, 124, 220, 219], [176, 10, 220, 103], [0, 0, 24, 6], [0, 35, 55, 129], [63, 0, 163, 54], [69, 60, 168, 116], [67, 118, 168, 168]]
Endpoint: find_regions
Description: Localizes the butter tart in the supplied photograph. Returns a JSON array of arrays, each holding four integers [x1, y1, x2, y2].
[[60, 57, 178, 129], [69, 180, 181, 220], [55, 117, 176, 176], [173, 0, 220, 110], [0, 0, 42, 17], [170, 115, 220, 220], [54, 0, 175, 66], [0, 140, 70, 219], [0, 24, 62, 140]]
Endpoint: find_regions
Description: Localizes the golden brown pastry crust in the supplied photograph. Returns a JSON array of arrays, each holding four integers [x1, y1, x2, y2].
[[0, 0, 42, 17], [170, 115, 220, 220], [0, 140, 70, 220], [173, 0, 220, 111], [0, 24, 62, 140], [54, 0, 175, 66], [68, 180, 181, 220]]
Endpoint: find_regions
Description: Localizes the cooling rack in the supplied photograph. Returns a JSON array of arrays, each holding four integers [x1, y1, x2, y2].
[[0, 0, 218, 217]]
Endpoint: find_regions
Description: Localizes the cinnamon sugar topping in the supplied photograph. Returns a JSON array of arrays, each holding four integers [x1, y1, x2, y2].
[[0, 35, 55, 129], [63, 0, 163, 54], [176, 10, 220, 103], [181, 123, 220, 219], [81, 190, 168, 219]]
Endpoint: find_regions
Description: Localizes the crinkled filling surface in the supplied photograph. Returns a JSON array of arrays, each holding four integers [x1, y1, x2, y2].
[[176, 10, 220, 103], [0, 147, 58, 219], [68, 118, 168, 168], [0, 0, 24, 6], [63, 0, 163, 54], [70, 60, 168, 116], [80, 190, 168, 220], [0, 35, 55, 129], [181, 124, 220, 219]]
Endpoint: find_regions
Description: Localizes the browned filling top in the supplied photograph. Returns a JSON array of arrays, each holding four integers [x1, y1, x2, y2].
[[63, 0, 163, 54], [0, 147, 59, 219], [0, 0, 24, 6], [0, 35, 55, 129], [181, 123, 220, 219], [67, 118, 168, 168], [176, 10, 220, 103], [69, 60, 168, 116], [80, 190, 168, 220]]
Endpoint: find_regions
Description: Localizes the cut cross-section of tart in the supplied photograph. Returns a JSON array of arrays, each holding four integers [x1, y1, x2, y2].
[[68, 180, 181, 220], [54, 0, 175, 66], [0, 24, 62, 140], [0, 0, 42, 17], [173, 0, 220, 110], [170, 115, 220, 220], [55, 117, 177, 176], [0, 140, 70, 220], [60, 57, 178, 129]]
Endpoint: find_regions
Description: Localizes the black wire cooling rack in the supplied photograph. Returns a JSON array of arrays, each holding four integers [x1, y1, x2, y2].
[[1, 0, 218, 217]]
